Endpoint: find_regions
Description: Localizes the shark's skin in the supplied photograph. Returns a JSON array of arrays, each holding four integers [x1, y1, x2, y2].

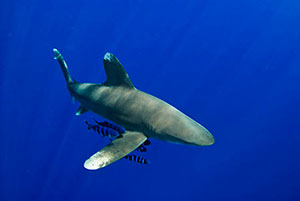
[[54, 48, 214, 169], [71, 83, 214, 145]]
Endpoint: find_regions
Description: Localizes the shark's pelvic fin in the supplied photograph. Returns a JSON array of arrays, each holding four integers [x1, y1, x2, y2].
[[84, 131, 147, 170], [103, 53, 134, 88], [76, 105, 88, 116]]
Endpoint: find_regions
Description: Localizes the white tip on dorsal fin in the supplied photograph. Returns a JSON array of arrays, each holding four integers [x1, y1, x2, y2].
[[104, 53, 113, 62], [103, 53, 134, 88]]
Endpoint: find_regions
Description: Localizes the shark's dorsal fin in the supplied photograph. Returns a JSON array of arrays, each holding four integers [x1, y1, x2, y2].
[[84, 131, 147, 170], [103, 53, 134, 88]]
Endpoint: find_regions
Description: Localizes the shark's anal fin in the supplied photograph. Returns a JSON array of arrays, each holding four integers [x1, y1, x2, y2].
[[76, 105, 88, 116], [103, 53, 134, 88], [84, 131, 147, 170]]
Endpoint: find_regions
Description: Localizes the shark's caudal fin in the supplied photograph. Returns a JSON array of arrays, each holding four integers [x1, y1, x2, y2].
[[103, 53, 135, 88], [53, 48, 73, 85]]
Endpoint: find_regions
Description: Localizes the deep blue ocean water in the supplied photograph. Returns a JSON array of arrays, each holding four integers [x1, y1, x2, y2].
[[1, 0, 300, 200]]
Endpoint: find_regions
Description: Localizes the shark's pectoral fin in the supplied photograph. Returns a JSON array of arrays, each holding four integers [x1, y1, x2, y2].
[[84, 131, 147, 170], [75, 105, 88, 116], [103, 53, 134, 88]]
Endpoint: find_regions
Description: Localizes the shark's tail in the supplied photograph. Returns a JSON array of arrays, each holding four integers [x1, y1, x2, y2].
[[53, 48, 73, 85]]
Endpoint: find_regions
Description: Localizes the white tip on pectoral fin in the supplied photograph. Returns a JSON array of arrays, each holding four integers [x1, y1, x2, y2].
[[84, 131, 147, 170]]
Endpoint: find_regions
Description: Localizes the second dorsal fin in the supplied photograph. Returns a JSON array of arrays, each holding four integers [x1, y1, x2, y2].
[[103, 53, 134, 88]]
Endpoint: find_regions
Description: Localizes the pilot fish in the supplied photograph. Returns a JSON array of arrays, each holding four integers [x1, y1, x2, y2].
[[124, 154, 150, 164], [94, 120, 126, 134], [84, 120, 120, 139]]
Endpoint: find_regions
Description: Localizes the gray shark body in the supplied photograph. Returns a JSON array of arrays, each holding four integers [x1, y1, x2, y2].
[[54, 49, 214, 170]]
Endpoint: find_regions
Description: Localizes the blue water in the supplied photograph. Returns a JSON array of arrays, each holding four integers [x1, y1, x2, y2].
[[1, 0, 300, 200]]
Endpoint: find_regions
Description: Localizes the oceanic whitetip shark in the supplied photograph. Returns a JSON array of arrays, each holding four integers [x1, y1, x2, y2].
[[53, 48, 215, 170]]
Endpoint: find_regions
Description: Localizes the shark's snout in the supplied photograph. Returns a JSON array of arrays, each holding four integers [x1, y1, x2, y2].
[[204, 132, 215, 145], [193, 129, 215, 146]]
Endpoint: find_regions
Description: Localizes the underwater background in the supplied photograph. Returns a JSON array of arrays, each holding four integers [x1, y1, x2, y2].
[[1, 0, 300, 200]]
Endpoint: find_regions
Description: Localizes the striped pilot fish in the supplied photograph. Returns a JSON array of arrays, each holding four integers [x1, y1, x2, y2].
[[84, 120, 120, 139], [94, 120, 126, 134], [124, 154, 150, 164], [135, 139, 151, 152]]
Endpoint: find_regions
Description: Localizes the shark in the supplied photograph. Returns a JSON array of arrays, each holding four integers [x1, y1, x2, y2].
[[53, 48, 215, 170]]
